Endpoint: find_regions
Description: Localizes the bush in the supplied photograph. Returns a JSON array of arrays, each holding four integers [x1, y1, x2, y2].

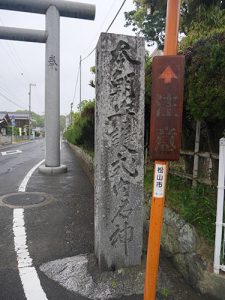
[[6, 126, 20, 136], [64, 100, 95, 152]]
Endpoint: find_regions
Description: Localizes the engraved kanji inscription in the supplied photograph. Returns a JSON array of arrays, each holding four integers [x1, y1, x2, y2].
[[109, 222, 134, 255], [95, 33, 144, 269], [48, 54, 58, 71], [105, 40, 141, 256]]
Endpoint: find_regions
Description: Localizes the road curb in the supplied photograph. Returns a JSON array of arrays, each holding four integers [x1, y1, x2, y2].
[[68, 143, 94, 186]]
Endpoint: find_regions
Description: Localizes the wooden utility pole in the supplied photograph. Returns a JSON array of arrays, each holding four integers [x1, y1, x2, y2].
[[144, 1, 181, 299]]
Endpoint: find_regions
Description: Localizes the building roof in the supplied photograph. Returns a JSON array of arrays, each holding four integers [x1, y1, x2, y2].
[[0, 112, 10, 128], [9, 112, 29, 120], [0, 111, 8, 120], [0, 111, 29, 119]]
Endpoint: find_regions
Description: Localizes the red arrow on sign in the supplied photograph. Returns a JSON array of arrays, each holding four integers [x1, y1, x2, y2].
[[159, 66, 178, 84]]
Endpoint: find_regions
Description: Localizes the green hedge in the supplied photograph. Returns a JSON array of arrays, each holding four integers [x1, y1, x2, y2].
[[64, 100, 94, 152]]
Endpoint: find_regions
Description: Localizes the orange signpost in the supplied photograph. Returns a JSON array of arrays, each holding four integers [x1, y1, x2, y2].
[[164, 0, 181, 56], [144, 1, 181, 299]]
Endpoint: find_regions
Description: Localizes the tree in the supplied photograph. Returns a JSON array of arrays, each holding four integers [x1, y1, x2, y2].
[[31, 112, 44, 128], [181, 1, 225, 46], [182, 31, 225, 153], [64, 100, 95, 151], [125, 0, 167, 49], [125, 0, 225, 49]]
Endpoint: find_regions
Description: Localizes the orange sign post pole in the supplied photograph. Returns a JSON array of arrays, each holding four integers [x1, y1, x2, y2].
[[144, 1, 181, 299]]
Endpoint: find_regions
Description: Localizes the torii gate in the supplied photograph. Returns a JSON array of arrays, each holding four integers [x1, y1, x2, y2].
[[0, 0, 95, 174]]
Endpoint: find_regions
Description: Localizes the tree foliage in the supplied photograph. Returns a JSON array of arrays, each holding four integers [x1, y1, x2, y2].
[[183, 32, 225, 121], [64, 100, 95, 151], [125, 0, 167, 49], [125, 0, 225, 48], [6, 126, 19, 135], [181, 2, 225, 46], [31, 112, 44, 128], [181, 32, 225, 152]]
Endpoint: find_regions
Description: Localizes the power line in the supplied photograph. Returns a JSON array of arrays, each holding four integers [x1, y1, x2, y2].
[[72, 62, 80, 106], [0, 83, 28, 109], [81, 47, 96, 62], [0, 16, 43, 104], [0, 16, 30, 85], [81, 0, 127, 62], [82, 0, 119, 57], [72, 0, 128, 111], [0, 85, 27, 107], [0, 41, 29, 86], [0, 90, 26, 110], [105, 0, 127, 33]]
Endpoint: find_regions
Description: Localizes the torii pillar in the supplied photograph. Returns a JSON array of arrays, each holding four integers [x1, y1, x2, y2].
[[0, 0, 95, 174]]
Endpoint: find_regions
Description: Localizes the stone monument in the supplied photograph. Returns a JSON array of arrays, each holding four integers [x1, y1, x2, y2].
[[95, 33, 145, 270]]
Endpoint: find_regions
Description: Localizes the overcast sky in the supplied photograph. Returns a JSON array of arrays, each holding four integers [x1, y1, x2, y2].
[[0, 0, 143, 116]]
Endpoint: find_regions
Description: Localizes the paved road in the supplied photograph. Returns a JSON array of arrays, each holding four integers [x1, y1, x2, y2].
[[0, 141, 141, 300], [0, 140, 45, 196], [0, 140, 216, 300], [0, 139, 92, 300]]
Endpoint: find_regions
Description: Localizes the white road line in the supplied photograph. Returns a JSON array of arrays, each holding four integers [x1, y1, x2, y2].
[[1, 150, 22, 156], [13, 209, 48, 300], [18, 159, 45, 192], [13, 158, 48, 300]]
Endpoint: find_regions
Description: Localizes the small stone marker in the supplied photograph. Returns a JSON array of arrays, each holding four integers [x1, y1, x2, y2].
[[95, 33, 145, 270]]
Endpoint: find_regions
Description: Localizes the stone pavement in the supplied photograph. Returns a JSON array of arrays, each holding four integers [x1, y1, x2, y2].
[[24, 141, 215, 299]]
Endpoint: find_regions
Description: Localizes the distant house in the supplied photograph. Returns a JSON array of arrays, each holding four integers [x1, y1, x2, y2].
[[8, 112, 29, 129], [0, 111, 29, 135], [0, 112, 10, 135]]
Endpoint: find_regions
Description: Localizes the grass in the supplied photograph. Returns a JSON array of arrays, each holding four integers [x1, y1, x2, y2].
[[144, 163, 217, 244], [160, 287, 172, 298], [80, 145, 94, 158]]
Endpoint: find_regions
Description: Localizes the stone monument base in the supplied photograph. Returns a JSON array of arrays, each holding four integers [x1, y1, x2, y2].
[[40, 253, 144, 299]]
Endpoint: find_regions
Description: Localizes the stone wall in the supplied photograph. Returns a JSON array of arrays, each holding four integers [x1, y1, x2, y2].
[[68, 143, 94, 186], [160, 207, 225, 300], [0, 135, 11, 146], [160, 208, 207, 286]]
